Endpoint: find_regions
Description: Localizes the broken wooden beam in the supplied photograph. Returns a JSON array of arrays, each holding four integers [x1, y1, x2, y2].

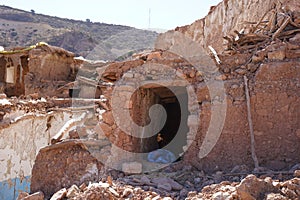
[[272, 16, 291, 40], [51, 112, 87, 144]]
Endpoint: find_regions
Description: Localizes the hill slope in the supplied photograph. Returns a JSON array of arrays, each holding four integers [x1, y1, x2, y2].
[[0, 5, 158, 60]]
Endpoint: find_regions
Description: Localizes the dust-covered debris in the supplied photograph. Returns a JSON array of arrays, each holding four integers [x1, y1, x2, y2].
[[21, 165, 300, 199]]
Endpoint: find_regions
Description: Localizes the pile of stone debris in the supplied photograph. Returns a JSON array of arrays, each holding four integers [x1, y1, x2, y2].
[[216, 8, 300, 80], [18, 163, 300, 200]]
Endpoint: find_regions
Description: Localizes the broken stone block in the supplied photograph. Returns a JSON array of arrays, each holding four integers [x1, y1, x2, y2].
[[122, 162, 142, 174], [268, 51, 285, 61], [252, 51, 266, 63], [66, 185, 80, 198], [236, 175, 278, 200], [50, 188, 67, 200], [147, 51, 162, 61], [294, 170, 300, 177]]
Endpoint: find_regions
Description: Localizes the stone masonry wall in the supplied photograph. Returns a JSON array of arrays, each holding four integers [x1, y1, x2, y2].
[[160, 0, 300, 54]]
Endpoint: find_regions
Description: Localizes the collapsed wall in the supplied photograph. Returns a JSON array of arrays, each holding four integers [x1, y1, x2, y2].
[[93, 0, 300, 172], [0, 44, 80, 97], [154, 0, 300, 171], [95, 38, 299, 173], [0, 97, 88, 199]]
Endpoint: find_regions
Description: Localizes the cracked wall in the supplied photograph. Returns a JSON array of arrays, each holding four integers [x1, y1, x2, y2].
[[0, 104, 83, 200]]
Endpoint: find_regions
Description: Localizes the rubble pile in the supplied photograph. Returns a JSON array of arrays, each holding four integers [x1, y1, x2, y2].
[[187, 172, 300, 200], [19, 164, 300, 199], [218, 8, 300, 79]]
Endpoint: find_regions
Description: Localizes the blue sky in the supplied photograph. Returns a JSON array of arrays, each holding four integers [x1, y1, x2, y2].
[[0, 0, 221, 30]]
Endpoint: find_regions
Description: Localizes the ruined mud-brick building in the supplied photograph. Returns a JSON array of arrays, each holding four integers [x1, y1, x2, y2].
[[93, 0, 300, 172], [0, 43, 80, 97], [1, 0, 300, 199], [0, 44, 97, 199], [30, 0, 300, 197]]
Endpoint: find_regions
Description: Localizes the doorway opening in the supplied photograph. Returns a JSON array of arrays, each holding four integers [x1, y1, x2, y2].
[[131, 85, 189, 158]]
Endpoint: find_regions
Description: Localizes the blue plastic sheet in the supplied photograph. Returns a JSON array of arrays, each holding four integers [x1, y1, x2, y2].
[[147, 149, 176, 164]]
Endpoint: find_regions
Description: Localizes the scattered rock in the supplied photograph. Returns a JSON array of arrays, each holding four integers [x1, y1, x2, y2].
[[162, 197, 173, 200], [179, 188, 188, 198], [235, 68, 247, 75], [268, 51, 286, 61], [79, 183, 87, 191], [265, 193, 288, 200], [140, 175, 152, 185], [50, 188, 67, 200], [194, 177, 202, 184], [147, 52, 162, 61], [0, 93, 7, 99], [66, 185, 80, 198], [211, 191, 231, 200], [122, 188, 133, 198], [236, 175, 278, 200], [294, 170, 300, 177], [157, 183, 172, 191], [215, 74, 227, 80], [68, 130, 80, 139], [152, 177, 183, 191]]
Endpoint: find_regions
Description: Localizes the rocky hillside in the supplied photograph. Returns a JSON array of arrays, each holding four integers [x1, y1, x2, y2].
[[0, 5, 158, 60]]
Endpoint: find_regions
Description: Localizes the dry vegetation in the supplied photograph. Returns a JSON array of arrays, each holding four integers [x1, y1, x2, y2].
[[0, 5, 158, 60]]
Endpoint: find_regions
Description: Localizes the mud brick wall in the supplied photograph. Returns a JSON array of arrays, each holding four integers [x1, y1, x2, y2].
[[166, 0, 300, 53], [184, 54, 300, 172], [25, 45, 77, 97]]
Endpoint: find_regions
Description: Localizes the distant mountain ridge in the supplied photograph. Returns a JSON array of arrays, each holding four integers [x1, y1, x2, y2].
[[0, 5, 158, 60]]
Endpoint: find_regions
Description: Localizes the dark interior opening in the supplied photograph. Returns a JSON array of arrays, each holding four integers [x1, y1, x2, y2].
[[69, 88, 81, 97], [131, 85, 189, 158], [0, 57, 6, 83], [0, 55, 29, 96]]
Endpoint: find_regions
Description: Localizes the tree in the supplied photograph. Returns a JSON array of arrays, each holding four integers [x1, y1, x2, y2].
[[86, 18, 91, 23], [30, 9, 35, 15]]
